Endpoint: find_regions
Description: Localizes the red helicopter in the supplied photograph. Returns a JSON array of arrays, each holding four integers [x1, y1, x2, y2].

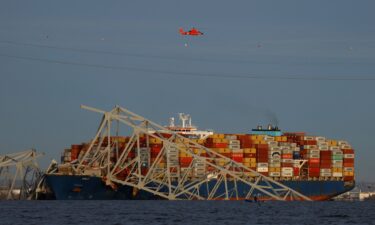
[[179, 27, 204, 36]]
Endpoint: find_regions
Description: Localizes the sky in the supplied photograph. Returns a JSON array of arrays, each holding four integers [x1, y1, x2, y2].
[[0, 0, 375, 182]]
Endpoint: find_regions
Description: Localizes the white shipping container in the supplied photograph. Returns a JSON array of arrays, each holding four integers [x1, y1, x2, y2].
[[320, 169, 332, 173], [290, 143, 297, 148], [270, 146, 280, 151], [269, 163, 281, 167], [267, 141, 278, 146], [320, 172, 332, 177], [229, 140, 240, 144], [269, 159, 281, 163], [344, 154, 354, 159], [304, 145, 317, 150], [304, 136, 315, 141], [331, 150, 343, 155], [315, 136, 326, 142], [317, 141, 328, 146], [281, 172, 293, 177], [257, 167, 269, 172], [338, 140, 348, 146], [257, 163, 269, 167], [225, 135, 237, 140], [332, 172, 343, 177], [264, 136, 275, 141], [281, 167, 293, 173], [281, 159, 293, 163], [281, 146, 291, 150], [318, 146, 329, 150], [282, 149, 293, 154], [307, 149, 320, 154], [330, 146, 340, 151], [341, 144, 352, 149], [308, 153, 320, 158], [269, 172, 281, 177]]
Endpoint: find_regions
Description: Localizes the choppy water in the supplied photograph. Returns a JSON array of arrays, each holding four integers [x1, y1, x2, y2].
[[1, 200, 374, 225]]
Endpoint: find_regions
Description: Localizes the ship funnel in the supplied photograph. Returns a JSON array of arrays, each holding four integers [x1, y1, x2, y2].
[[268, 124, 273, 130]]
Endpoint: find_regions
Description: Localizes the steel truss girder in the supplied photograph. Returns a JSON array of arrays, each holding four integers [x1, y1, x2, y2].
[[0, 149, 44, 200], [74, 105, 312, 201]]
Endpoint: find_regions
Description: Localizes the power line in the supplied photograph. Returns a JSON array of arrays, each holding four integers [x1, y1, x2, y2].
[[1, 53, 374, 81]]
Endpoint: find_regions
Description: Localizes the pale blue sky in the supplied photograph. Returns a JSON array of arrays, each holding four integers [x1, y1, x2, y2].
[[1, 1, 375, 181]]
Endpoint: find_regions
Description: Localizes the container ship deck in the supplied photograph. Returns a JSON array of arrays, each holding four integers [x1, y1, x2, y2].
[[45, 105, 355, 201]]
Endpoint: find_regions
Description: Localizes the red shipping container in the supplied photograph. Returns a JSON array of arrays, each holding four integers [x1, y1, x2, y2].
[[308, 162, 320, 168], [281, 163, 293, 167], [232, 157, 243, 163], [257, 158, 268, 163], [343, 158, 354, 163], [343, 176, 354, 181], [344, 162, 354, 167], [231, 153, 243, 158], [205, 143, 228, 148], [309, 158, 320, 163], [281, 154, 293, 159], [243, 153, 256, 158], [293, 167, 300, 176], [343, 149, 354, 154], [304, 140, 317, 145], [257, 144, 269, 149]]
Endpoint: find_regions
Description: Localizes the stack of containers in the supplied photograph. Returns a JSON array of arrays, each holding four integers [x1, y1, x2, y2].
[[256, 136, 269, 176], [243, 147, 257, 172], [268, 145, 281, 178], [149, 137, 163, 165], [226, 135, 243, 163], [319, 150, 332, 177], [341, 142, 355, 181], [281, 146, 293, 178], [205, 134, 229, 167], [302, 136, 320, 178], [331, 147, 343, 178], [62, 149, 71, 163], [71, 144, 82, 161]]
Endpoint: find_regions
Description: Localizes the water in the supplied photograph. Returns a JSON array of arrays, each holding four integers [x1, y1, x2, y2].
[[1, 201, 374, 225]]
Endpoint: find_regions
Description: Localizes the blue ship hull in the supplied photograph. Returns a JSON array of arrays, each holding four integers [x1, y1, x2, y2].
[[45, 175, 355, 200]]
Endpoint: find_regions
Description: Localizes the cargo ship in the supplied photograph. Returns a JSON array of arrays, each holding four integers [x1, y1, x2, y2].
[[45, 108, 355, 201]]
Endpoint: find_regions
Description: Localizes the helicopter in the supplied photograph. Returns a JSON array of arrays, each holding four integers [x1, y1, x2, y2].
[[179, 27, 204, 36]]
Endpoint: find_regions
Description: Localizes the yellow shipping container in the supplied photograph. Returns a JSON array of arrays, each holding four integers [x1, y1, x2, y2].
[[253, 140, 260, 145], [259, 140, 267, 145], [244, 148, 251, 153], [281, 136, 287, 142], [245, 172, 258, 177], [197, 139, 205, 144], [224, 148, 231, 153], [243, 162, 251, 167], [333, 168, 343, 172], [250, 162, 257, 167], [250, 148, 257, 153], [275, 136, 281, 142], [243, 158, 251, 163], [258, 135, 265, 141], [251, 136, 257, 141], [250, 158, 256, 163], [150, 138, 162, 144], [344, 172, 354, 176]]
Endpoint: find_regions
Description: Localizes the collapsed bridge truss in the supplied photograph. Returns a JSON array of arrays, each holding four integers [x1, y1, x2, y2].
[[0, 149, 44, 200], [69, 105, 311, 201]]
